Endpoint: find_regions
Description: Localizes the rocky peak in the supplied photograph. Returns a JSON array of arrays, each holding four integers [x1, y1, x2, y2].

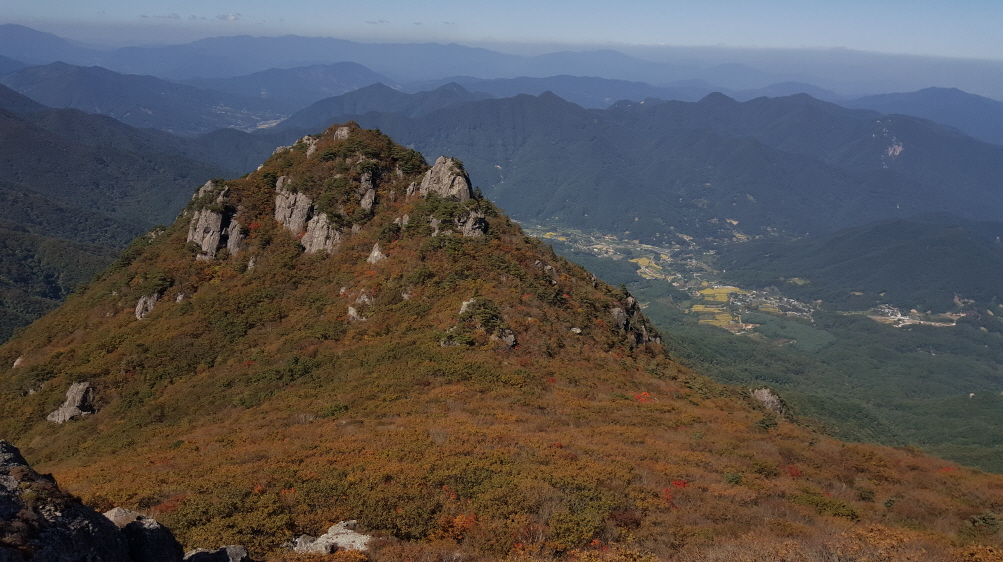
[[418, 156, 473, 202]]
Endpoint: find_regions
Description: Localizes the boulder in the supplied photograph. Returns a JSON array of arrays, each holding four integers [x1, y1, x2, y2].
[[292, 521, 370, 554], [183, 546, 250, 562], [333, 126, 351, 140], [187, 209, 223, 260], [419, 157, 472, 202], [360, 189, 376, 212], [122, 518, 184, 562], [47, 382, 95, 423], [0, 440, 131, 562], [366, 243, 386, 264]]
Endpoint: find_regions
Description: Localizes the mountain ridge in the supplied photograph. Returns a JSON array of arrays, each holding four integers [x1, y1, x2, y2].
[[1, 124, 1001, 560]]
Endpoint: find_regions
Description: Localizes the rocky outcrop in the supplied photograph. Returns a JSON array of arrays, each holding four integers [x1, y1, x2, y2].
[[274, 177, 342, 254], [187, 181, 241, 261], [301, 214, 342, 254], [418, 157, 472, 202], [360, 189, 376, 212], [752, 388, 790, 418], [104, 509, 183, 562], [46, 382, 95, 423], [291, 521, 370, 554], [273, 177, 312, 235], [366, 243, 386, 264], [455, 209, 487, 237], [333, 126, 351, 140], [0, 440, 131, 561], [135, 293, 159, 320], [610, 296, 661, 347]]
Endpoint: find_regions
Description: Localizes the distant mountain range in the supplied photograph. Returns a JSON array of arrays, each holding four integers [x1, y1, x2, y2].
[[0, 62, 287, 136], [287, 87, 1003, 243], [843, 87, 1003, 146], [182, 61, 394, 112]]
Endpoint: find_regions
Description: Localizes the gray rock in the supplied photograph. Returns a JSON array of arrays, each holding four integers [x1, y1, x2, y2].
[[751, 388, 790, 418], [455, 210, 487, 237], [103, 507, 142, 528], [292, 521, 370, 554], [187, 209, 224, 260], [406, 182, 417, 197], [274, 178, 312, 235], [187, 183, 240, 260], [333, 126, 351, 140], [12, 356, 22, 368], [123, 517, 184, 562], [0, 440, 131, 562], [183, 545, 250, 562], [492, 328, 517, 348], [366, 243, 386, 264], [301, 213, 342, 254], [360, 189, 376, 212], [47, 382, 95, 423], [419, 157, 472, 202], [429, 216, 441, 237], [359, 172, 374, 197], [459, 298, 476, 314], [135, 293, 159, 320]]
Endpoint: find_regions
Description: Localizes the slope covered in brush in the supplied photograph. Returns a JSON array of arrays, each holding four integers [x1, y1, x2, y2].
[[1, 124, 1002, 561]]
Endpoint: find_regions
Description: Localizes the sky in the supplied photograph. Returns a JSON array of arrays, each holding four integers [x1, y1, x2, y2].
[[4, 0, 1002, 60]]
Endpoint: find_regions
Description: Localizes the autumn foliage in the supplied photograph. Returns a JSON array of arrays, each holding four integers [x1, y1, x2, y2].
[[0, 124, 1001, 560]]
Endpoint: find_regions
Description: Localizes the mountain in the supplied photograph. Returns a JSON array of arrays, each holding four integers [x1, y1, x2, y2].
[[717, 214, 1003, 312], [0, 62, 289, 136], [403, 75, 708, 108], [306, 91, 1003, 243], [276, 82, 493, 130], [0, 55, 27, 77], [843, 87, 1003, 146], [1, 124, 1001, 560], [0, 24, 104, 66], [183, 62, 394, 112], [0, 85, 245, 340]]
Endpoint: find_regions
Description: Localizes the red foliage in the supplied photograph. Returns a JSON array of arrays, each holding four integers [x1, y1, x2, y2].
[[671, 480, 689, 488], [786, 464, 803, 478]]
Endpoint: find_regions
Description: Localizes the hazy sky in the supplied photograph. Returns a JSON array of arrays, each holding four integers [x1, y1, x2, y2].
[[5, 0, 1002, 60]]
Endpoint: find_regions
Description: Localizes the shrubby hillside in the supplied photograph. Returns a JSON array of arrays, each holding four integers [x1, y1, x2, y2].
[[1, 125, 1001, 561]]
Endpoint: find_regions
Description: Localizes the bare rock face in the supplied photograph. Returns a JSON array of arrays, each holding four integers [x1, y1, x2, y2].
[[366, 243, 386, 264], [46, 382, 95, 423], [333, 126, 351, 140], [187, 181, 241, 260], [273, 177, 313, 235], [135, 293, 159, 320], [455, 209, 487, 237], [301, 214, 342, 254], [0, 440, 131, 562], [292, 520, 370, 554], [187, 209, 223, 260], [360, 189, 376, 212], [752, 388, 790, 418], [275, 177, 343, 254], [610, 296, 661, 347], [419, 157, 472, 202]]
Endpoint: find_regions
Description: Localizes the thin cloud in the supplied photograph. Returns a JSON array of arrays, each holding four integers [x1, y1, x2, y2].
[[216, 13, 243, 21], [366, 19, 389, 25], [141, 13, 181, 19]]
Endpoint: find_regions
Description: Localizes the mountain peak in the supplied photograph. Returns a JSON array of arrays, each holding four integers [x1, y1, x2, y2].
[[2, 125, 1002, 560]]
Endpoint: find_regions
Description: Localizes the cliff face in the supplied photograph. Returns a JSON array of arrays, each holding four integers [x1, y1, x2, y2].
[[0, 123, 1000, 561]]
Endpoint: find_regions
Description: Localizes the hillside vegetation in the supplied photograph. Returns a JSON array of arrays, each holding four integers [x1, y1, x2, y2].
[[1, 125, 1002, 561]]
